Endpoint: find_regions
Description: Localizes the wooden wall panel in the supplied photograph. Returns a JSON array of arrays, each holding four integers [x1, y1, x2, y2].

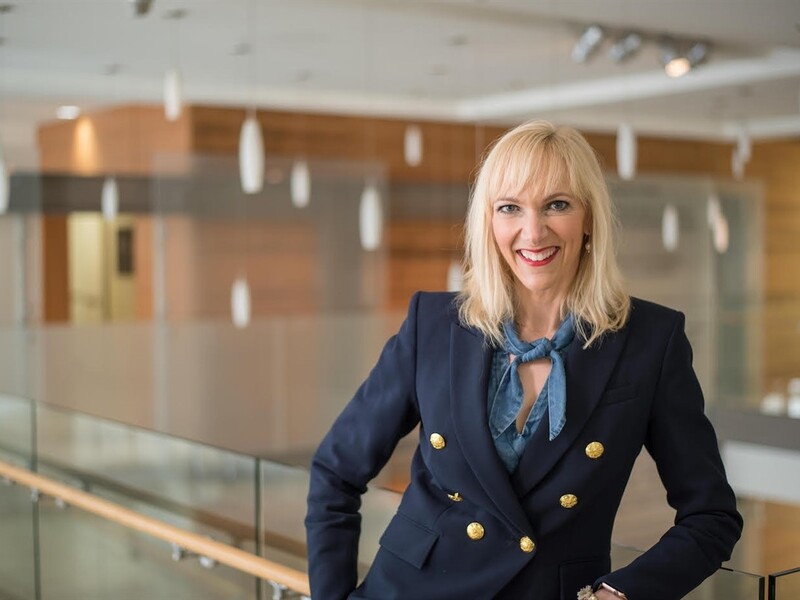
[[189, 106, 505, 185], [38, 105, 192, 176], [41, 215, 69, 322]]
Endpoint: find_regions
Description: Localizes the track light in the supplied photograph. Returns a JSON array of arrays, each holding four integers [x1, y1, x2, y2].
[[609, 32, 642, 63], [571, 25, 604, 63], [686, 42, 710, 68], [659, 38, 710, 77], [659, 39, 690, 77], [128, 0, 154, 17]]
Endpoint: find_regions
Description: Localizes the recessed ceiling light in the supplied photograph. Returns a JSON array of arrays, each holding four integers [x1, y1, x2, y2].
[[57, 105, 81, 120]]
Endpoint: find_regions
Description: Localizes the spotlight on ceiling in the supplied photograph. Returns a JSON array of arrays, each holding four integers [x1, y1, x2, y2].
[[659, 38, 691, 78], [609, 32, 642, 63], [128, 0, 154, 17], [571, 25, 604, 63], [686, 41, 710, 67]]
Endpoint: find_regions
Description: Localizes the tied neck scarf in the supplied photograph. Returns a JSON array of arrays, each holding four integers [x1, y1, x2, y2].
[[495, 315, 575, 441]]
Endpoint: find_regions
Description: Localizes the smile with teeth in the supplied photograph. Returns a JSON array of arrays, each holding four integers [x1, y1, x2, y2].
[[518, 247, 558, 264]]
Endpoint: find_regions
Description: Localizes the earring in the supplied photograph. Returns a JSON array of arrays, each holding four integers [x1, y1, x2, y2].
[[584, 240, 591, 254]]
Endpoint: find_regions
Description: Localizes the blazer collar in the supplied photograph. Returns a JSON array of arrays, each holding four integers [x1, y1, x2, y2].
[[449, 317, 630, 529], [510, 324, 630, 497]]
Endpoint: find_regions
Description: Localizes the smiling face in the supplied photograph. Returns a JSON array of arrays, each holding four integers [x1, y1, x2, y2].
[[491, 172, 589, 307]]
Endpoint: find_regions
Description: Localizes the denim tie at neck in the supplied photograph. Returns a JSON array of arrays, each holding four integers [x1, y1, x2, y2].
[[494, 315, 575, 441]]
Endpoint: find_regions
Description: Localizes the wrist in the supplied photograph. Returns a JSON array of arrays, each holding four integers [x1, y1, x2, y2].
[[599, 582, 628, 599]]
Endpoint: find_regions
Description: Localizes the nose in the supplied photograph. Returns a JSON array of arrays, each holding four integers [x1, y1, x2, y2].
[[521, 210, 549, 244]]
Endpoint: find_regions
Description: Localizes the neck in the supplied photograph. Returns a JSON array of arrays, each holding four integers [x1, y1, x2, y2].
[[514, 291, 564, 342]]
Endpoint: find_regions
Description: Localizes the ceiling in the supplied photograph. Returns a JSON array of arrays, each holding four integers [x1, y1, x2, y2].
[[1, 0, 799, 168]]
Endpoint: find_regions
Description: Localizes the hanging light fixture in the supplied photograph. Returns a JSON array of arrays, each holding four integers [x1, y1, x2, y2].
[[101, 176, 119, 221], [661, 204, 679, 252], [230, 276, 251, 328], [736, 127, 752, 163], [290, 160, 311, 208], [359, 181, 383, 251], [616, 123, 637, 180], [731, 147, 745, 180], [239, 112, 264, 194], [0, 140, 8, 215], [713, 214, 729, 254], [404, 124, 423, 167], [163, 68, 183, 121], [446, 260, 463, 292], [707, 193, 721, 228], [571, 25, 604, 63], [237, 0, 264, 194], [163, 9, 186, 122]]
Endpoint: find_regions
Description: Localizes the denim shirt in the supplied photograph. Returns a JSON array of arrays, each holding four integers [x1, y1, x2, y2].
[[487, 317, 575, 473]]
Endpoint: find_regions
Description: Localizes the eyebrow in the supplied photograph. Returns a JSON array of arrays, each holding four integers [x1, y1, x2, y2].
[[493, 191, 574, 204]]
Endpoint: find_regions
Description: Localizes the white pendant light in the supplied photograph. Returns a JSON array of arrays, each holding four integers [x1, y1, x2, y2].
[[239, 113, 265, 194], [731, 147, 745, 181], [707, 193, 721, 229], [736, 128, 752, 163], [713, 213, 729, 254], [230, 276, 251, 329], [0, 140, 8, 215], [290, 160, 311, 208], [359, 181, 383, 251], [446, 260, 463, 292], [661, 204, 679, 252], [404, 124, 423, 167], [616, 123, 637, 180], [101, 176, 119, 221], [163, 68, 183, 121]]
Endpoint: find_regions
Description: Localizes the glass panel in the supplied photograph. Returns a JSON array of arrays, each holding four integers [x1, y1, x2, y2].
[[37, 500, 255, 600], [771, 568, 800, 600], [35, 405, 259, 599], [0, 394, 34, 465], [0, 482, 37, 600], [258, 460, 311, 578], [0, 394, 37, 600], [612, 543, 763, 599]]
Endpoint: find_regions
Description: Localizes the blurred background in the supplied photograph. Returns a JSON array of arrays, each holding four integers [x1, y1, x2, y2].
[[0, 1, 798, 599]]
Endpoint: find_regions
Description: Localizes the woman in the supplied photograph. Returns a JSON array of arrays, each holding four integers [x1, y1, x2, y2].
[[306, 121, 742, 600]]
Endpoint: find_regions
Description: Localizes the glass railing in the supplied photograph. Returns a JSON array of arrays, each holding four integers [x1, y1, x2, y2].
[[769, 567, 800, 599], [0, 392, 788, 599]]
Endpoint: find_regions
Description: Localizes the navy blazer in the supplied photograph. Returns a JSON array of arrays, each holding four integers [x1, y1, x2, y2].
[[306, 292, 742, 600]]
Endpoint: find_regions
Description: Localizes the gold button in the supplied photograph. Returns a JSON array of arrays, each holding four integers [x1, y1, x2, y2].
[[585, 442, 605, 459], [466, 522, 485, 540], [519, 536, 535, 553], [447, 492, 463, 502], [430, 433, 446, 450], [560, 494, 578, 509]]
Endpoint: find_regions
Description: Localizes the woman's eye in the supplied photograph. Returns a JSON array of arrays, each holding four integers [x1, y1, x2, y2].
[[497, 204, 519, 214], [548, 199, 570, 212]]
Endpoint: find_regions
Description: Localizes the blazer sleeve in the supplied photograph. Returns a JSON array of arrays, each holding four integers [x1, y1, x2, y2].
[[305, 292, 422, 600], [597, 312, 743, 600]]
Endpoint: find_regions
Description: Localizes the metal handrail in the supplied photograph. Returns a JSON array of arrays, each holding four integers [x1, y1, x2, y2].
[[0, 458, 311, 598]]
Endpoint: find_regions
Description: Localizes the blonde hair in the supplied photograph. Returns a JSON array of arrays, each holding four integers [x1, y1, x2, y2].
[[457, 120, 630, 348]]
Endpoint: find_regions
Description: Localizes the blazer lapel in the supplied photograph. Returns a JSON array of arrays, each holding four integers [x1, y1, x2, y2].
[[511, 325, 630, 498], [449, 322, 532, 534]]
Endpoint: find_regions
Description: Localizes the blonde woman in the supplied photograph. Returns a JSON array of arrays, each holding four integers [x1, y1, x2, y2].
[[306, 121, 742, 600]]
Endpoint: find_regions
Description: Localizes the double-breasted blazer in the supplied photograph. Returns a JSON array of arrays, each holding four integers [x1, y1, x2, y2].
[[306, 292, 742, 600]]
